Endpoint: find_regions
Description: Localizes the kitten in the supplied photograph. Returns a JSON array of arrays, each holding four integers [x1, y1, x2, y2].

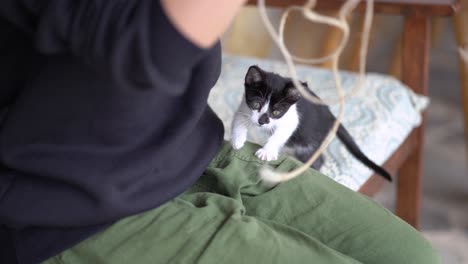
[[230, 65, 392, 182]]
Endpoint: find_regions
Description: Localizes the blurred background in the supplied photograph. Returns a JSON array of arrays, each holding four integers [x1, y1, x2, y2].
[[221, 4, 468, 263]]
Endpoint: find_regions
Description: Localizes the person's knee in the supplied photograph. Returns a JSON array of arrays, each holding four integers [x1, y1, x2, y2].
[[408, 234, 440, 264], [387, 227, 440, 264], [355, 211, 440, 264]]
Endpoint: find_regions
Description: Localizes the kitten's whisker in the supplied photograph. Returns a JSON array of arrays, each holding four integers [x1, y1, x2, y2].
[[241, 120, 251, 127], [239, 119, 254, 128], [235, 112, 252, 118]]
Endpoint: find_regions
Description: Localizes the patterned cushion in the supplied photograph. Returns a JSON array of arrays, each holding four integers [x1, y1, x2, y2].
[[208, 55, 429, 191]]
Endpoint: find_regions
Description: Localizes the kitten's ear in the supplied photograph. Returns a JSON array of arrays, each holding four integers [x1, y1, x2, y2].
[[285, 83, 302, 103], [245, 65, 264, 86]]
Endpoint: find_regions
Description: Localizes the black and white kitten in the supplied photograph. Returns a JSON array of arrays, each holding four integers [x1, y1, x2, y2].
[[230, 65, 392, 182]]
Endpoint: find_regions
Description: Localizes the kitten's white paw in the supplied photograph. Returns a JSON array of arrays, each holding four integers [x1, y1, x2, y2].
[[255, 148, 279, 161], [231, 135, 246, 150]]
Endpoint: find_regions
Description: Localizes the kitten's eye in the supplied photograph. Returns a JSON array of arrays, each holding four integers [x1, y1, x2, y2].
[[251, 102, 261, 109], [272, 110, 282, 117]]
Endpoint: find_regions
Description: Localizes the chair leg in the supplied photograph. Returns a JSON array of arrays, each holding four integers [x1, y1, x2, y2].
[[431, 17, 445, 48], [396, 14, 430, 229], [388, 32, 402, 79], [396, 126, 425, 229], [390, 18, 443, 81], [453, 0, 468, 155], [345, 15, 378, 72]]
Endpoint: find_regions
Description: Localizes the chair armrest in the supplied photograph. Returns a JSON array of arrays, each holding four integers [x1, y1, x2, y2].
[[246, 0, 460, 16]]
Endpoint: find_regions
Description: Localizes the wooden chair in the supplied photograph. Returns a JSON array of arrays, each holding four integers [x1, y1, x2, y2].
[[243, 0, 460, 229]]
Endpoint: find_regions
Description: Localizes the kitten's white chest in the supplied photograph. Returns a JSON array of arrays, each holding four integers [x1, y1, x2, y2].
[[231, 99, 300, 161]]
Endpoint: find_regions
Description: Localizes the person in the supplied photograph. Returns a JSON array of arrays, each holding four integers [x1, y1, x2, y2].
[[0, 1, 439, 263]]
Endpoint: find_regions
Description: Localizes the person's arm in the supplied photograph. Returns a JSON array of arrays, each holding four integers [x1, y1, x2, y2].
[[161, 0, 247, 48], [0, 0, 248, 228], [0, 0, 246, 92]]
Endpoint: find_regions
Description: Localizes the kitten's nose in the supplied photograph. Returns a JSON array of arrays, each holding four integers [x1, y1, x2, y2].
[[258, 114, 270, 125]]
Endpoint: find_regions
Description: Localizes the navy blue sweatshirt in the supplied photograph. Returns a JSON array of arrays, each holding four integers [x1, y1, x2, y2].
[[0, 1, 224, 263]]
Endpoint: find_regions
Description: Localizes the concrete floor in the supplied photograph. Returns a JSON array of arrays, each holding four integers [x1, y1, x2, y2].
[[372, 18, 468, 264]]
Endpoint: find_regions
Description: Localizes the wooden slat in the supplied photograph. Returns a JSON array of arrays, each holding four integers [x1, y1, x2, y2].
[[359, 129, 417, 196], [247, 0, 460, 16], [359, 175, 386, 197]]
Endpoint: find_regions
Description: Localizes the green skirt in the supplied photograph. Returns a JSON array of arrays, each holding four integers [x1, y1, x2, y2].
[[44, 142, 439, 264]]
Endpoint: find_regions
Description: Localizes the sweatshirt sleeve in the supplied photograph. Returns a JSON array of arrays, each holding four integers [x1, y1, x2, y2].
[[0, 0, 208, 94]]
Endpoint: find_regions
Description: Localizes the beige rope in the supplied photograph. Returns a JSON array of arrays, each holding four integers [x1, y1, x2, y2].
[[257, 0, 374, 184]]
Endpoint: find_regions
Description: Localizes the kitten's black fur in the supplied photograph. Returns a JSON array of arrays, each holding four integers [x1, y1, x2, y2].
[[246, 65, 392, 182]]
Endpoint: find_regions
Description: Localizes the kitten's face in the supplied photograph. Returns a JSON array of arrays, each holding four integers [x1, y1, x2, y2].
[[244, 65, 301, 129]]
